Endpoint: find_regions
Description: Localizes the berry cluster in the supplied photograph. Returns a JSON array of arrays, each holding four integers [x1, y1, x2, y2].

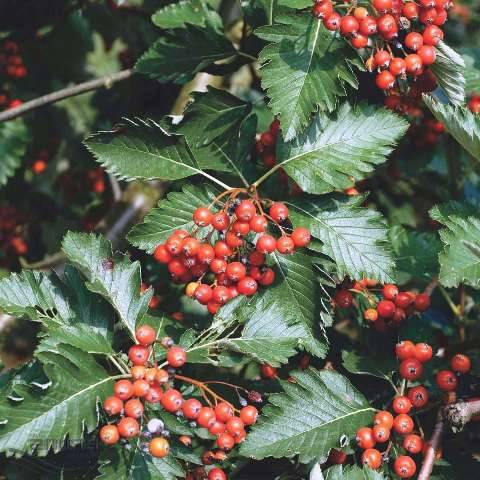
[[311, 0, 450, 92], [0, 40, 27, 79], [99, 325, 259, 479], [355, 341, 433, 477], [334, 281, 431, 331], [0, 92, 22, 111], [153, 193, 311, 314]]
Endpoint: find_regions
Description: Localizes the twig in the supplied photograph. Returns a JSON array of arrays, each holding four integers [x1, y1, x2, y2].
[[418, 413, 444, 480], [0, 69, 133, 123], [418, 400, 480, 479]]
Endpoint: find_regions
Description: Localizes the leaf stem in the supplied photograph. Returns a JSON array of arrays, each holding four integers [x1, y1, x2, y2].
[[200, 171, 234, 191], [252, 164, 282, 189]]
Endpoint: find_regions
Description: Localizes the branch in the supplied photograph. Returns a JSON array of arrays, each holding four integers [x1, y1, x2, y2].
[[418, 414, 444, 480], [418, 399, 480, 480], [0, 69, 133, 123]]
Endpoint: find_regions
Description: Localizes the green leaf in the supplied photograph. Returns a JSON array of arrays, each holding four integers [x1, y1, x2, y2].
[[240, 368, 375, 462], [430, 202, 480, 288], [461, 47, 480, 92], [127, 183, 220, 253], [216, 251, 329, 361], [135, 24, 236, 84], [84, 119, 228, 187], [98, 444, 184, 480], [0, 267, 113, 355], [431, 42, 465, 106], [267, 102, 408, 193], [341, 350, 397, 382], [256, 14, 361, 140], [389, 225, 440, 280], [176, 87, 256, 181], [0, 346, 116, 455], [423, 95, 480, 161], [324, 464, 386, 479], [62, 232, 152, 339], [152, 0, 219, 29], [288, 194, 395, 283], [0, 119, 29, 186]]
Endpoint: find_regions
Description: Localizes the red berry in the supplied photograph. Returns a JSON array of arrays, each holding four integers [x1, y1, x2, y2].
[[249, 215, 268, 233], [226, 231, 243, 248], [403, 434, 423, 454], [395, 292, 415, 308], [415, 293, 431, 311], [423, 25, 443, 45], [145, 385, 163, 403], [133, 379, 151, 397], [214, 241, 233, 259], [210, 258, 227, 275], [276, 236, 295, 254], [377, 14, 397, 34], [124, 398, 144, 419], [226, 416, 244, 437], [393, 307, 406, 324], [450, 354, 471, 374], [232, 220, 250, 236], [197, 244, 215, 264], [403, 2, 419, 18], [373, 0, 392, 10], [372, 424, 390, 443], [149, 437, 170, 458], [212, 212, 230, 231], [161, 389, 184, 412], [361, 448, 382, 469], [193, 207, 212, 226], [334, 289, 353, 308], [414, 343, 433, 363], [237, 276, 258, 296], [354, 6, 369, 19], [323, 12, 341, 30], [377, 299, 395, 318], [418, 45, 436, 65], [328, 448, 347, 464], [364, 308, 378, 322], [226, 261, 247, 282], [103, 396, 123, 416], [312, 2, 334, 19], [408, 385, 429, 408], [393, 396, 412, 414], [376, 70, 395, 90], [167, 346, 187, 368], [208, 468, 227, 480], [258, 268, 276, 286], [340, 15, 359, 35], [235, 200, 256, 222], [351, 34, 368, 49], [217, 432, 235, 450], [197, 407, 217, 428], [405, 54, 423, 74], [117, 417, 140, 438], [209, 420, 226, 436], [165, 236, 183, 256], [356, 427, 376, 449], [419, 7, 438, 24], [194, 284, 213, 305], [261, 364, 277, 378], [359, 17, 378, 36], [374, 410, 394, 429], [269, 202, 289, 222], [212, 286, 230, 304], [394, 455, 416, 478], [374, 50, 391, 68], [393, 414, 414, 434], [135, 325, 156, 345], [183, 398, 203, 419], [291, 227, 311, 247], [128, 345, 150, 366], [99, 424, 120, 445], [400, 358, 424, 380], [383, 284, 399, 300], [215, 402, 234, 423], [240, 405, 258, 426], [256, 234, 277, 254], [182, 237, 200, 257], [436, 370, 458, 391], [405, 32, 424, 51]]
